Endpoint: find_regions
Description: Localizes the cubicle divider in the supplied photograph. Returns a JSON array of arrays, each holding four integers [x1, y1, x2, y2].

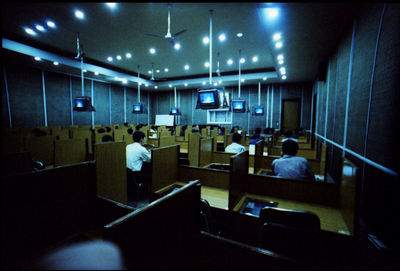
[[94, 141, 128, 204], [72, 129, 93, 154], [1, 161, 135, 269], [188, 133, 200, 166], [54, 138, 88, 167], [253, 140, 264, 174], [158, 135, 176, 147], [210, 129, 218, 151], [199, 137, 213, 167], [24, 135, 55, 165], [228, 151, 249, 211]]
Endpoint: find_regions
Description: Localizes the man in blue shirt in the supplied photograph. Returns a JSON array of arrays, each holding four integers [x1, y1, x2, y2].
[[272, 139, 315, 181]]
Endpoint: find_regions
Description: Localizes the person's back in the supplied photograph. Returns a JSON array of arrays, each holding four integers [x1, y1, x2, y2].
[[272, 139, 315, 181], [126, 131, 151, 172], [225, 132, 246, 154]]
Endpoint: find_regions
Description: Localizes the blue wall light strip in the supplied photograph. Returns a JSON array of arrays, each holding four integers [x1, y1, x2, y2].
[[3, 66, 12, 128], [91, 80, 94, 129], [266, 85, 269, 128], [324, 61, 331, 138], [41, 71, 48, 126], [315, 132, 398, 177], [70, 76, 74, 126], [109, 85, 112, 125]]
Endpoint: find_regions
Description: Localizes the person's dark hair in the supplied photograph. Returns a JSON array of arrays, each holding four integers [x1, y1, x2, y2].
[[97, 128, 105, 133], [105, 126, 112, 133], [133, 131, 146, 142], [255, 127, 261, 134], [282, 139, 299, 156], [232, 132, 242, 143], [102, 135, 113, 142], [123, 122, 129, 127], [127, 128, 133, 134], [283, 130, 293, 138]]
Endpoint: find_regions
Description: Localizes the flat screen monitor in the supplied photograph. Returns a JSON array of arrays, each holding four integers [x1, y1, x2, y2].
[[73, 96, 95, 112], [132, 103, 144, 113], [197, 89, 220, 109], [232, 100, 246, 113], [254, 106, 264, 115], [170, 107, 180, 115]]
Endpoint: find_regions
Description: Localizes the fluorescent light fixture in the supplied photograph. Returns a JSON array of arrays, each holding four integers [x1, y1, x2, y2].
[[263, 77, 267, 80], [273, 33, 281, 41], [184, 64, 189, 70], [35, 24, 45, 32], [126, 53, 132, 58], [252, 56, 258, 62], [53, 61, 59, 66], [83, 69, 87, 73], [174, 43, 181, 50], [145, 84, 149, 87], [75, 10, 85, 19], [204, 61, 210, 68], [241, 78, 245, 82], [107, 57, 113, 62], [184, 83, 188, 86], [164, 68, 169, 72], [236, 33, 243, 37], [94, 72, 99, 75], [148, 70, 152, 74], [282, 75, 287, 80], [34, 56, 41, 61], [114, 76, 119, 80], [116, 55, 122, 60], [122, 79, 128, 84], [149, 48, 156, 54], [213, 82, 218, 86], [24, 27, 36, 36], [218, 34, 226, 42], [202, 36, 209, 44], [275, 41, 283, 49], [240, 58, 245, 64], [277, 54, 284, 60], [218, 80, 222, 84], [265, 8, 279, 20], [227, 59, 233, 65], [46, 20, 56, 28], [278, 59, 284, 64]]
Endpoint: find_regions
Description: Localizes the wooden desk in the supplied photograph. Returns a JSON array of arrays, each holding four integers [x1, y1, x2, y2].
[[201, 186, 229, 210], [180, 148, 188, 154], [233, 193, 350, 235]]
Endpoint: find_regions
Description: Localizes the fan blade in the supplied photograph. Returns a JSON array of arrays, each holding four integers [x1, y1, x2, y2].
[[173, 29, 187, 37], [144, 33, 165, 39]]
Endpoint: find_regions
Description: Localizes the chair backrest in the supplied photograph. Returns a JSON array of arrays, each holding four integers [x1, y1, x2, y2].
[[259, 207, 320, 262], [200, 198, 213, 234]]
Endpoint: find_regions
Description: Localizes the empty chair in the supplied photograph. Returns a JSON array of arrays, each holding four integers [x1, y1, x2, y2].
[[259, 207, 320, 263]]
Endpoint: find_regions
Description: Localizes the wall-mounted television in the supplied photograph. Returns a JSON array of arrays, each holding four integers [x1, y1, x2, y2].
[[132, 103, 144, 114], [254, 106, 264, 116], [169, 107, 181, 115], [232, 99, 246, 113], [197, 88, 220, 109], [73, 96, 95, 112]]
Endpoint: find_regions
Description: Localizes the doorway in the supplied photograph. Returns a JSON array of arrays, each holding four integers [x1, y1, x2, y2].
[[281, 99, 300, 132]]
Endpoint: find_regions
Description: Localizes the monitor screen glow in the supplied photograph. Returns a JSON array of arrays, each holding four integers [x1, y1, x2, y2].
[[233, 101, 244, 109], [199, 92, 216, 104], [254, 107, 264, 115]]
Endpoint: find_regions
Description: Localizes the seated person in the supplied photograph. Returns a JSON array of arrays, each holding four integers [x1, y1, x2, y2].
[[225, 132, 246, 154], [272, 139, 315, 181], [283, 130, 298, 140], [250, 127, 267, 145]]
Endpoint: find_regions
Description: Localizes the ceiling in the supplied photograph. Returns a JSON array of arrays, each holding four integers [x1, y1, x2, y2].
[[2, 2, 360, 90]]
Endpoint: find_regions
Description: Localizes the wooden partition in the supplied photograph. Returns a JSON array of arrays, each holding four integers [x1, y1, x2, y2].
[[123, 134, 134, 145], [188, 132, 200, 166], [114, 128, 127, 142], [159, 135, 176, 147], [94, 142, 128, 204], [228, 151, 249, 210], [210, 129, 218, 151], [150, 145, 180, 196], [94, 127, 113, 143], [72, 129, 93, 154], [104, 181, 201, 270], [253, 140, 264, 173], [54, 138, 88, 167], [224, 134, 233, 149], [2, 129, 25, 153], [25, 135, 55, 165], [184, 128, 191, 141], [212, 151, 234, 164], [52, 128, 70, 140], [199, 137, 213, 167], [175, 125, 182, 136]]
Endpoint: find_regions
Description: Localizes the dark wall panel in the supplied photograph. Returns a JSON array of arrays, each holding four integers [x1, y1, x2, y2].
[[179, 89, 192, 126], [126, 87, 137, 125], [93, 81, 110, 125], [326, 54, 337, 141], [110, 84, 124, 125]]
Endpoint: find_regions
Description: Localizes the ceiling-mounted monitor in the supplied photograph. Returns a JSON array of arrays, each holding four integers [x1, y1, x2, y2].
[[132, 103, 144, 114], [73, 96, 95, 112], [169, 107, 181, 115], [253, 106, 264, 116], [232, 99, 246, 113], [197, 88, 220, 109]]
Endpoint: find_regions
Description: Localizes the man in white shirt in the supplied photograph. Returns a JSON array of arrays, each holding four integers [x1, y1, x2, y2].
[[225, 132, 246, 154], [126, 131, 151, 172], [272, 139, 315, 181]]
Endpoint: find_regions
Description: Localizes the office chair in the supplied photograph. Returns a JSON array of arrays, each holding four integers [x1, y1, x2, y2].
[[259, 207, 321, 263], [200, 198, 214, 234]]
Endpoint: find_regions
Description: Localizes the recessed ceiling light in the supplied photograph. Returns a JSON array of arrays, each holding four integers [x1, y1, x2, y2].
[[263, 77, 267, 80], [34, 56, 41, 61], [202, 82, 206, 85], [122, 79, 127, 84], [154, 86, 158, 89], [275, 41, 283, 49], [114, 76, 119, 80], [24, 27, 36, 36], [169, 84, 172, 88], [94, 72, 99, 75], [218, 34, 226, 42], [126, 53, 132, 58], [241, 78, 245, 82], [278, 59, 284, 65], [236, 33, 243, 38], [164, 68, 169, 72], [265, 8, 279, 20], [83, 69, 87, 73], [202, 36, 209, 44], [184, 83, 188, 87], [145, 83, 149, 87], [35, 24, 45, 32], [218, 80, 222, 84], [184, 65, 189, 70], [106, 3, 116, 8], [213, 82, 218, 86], [227, 59, 233, 65], [174, 43, 181, 50], [204, 62, 210, 68], [277, 54, 284, 60], [53, 61, 59, 66], [156, 69, 160, 73], [149, 48, 156, 54], [46, 20, 56, 28], [240, 58, 245, 64], [148, 70, 152, 74], [107, 56, 113, 62], [273, 33, 281, 41], [282, 75, 287, 80], [116, 55, 122, 60], [252, 56, 258, 62], [74, 10, 85, 20]]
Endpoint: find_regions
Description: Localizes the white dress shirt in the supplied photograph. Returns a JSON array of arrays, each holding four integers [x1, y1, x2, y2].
[[225, 142, 246, 154], [272, 154, 315, 181], [126, 142, 151, 171]]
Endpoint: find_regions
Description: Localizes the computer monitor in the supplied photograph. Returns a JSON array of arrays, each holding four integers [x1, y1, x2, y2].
[[169, 107, 181, 115], [197, 89, 220, 109], [73, 96, 95, 112], [254, 106, 264, 115], [132, 103, 144, 113], [232, 100, 246, 113]]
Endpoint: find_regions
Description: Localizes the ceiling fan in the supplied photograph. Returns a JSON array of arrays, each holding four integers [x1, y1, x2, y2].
[[144, 4, 187, 47]]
